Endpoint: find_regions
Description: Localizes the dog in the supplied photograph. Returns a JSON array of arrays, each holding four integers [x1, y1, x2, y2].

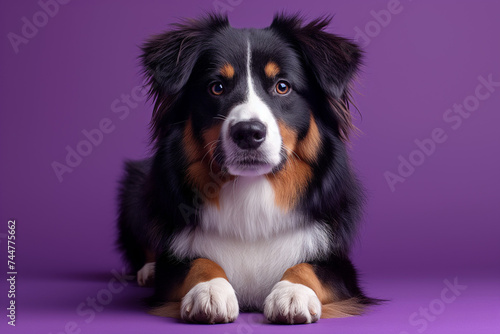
[[117, 13, 378, 324]]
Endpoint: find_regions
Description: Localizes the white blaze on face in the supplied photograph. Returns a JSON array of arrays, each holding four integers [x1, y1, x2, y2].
[[221, 41, 282, 177]]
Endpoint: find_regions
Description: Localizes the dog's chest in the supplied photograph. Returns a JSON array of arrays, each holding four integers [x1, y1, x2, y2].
[[170, 176, 329, 309]]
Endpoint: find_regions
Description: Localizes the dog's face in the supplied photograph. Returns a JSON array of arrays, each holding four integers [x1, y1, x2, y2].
[[185, 28, 312, 176], [142, 14, 361, 182]]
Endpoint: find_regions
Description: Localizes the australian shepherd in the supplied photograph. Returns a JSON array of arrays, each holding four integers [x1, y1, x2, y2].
[[117, 13, 378, 324]]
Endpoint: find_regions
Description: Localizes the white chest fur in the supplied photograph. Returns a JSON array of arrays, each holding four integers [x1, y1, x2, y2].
[[170, 176, 330, 309]]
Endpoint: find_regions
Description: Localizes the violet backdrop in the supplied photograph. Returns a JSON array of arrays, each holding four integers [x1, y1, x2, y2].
[[0, 0, 499, 333]]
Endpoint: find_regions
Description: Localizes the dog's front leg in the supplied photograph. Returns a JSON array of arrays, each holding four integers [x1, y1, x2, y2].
[[264, 263, 328, 324], [153, 257, 239, 324], [264, 258, 374, 324]]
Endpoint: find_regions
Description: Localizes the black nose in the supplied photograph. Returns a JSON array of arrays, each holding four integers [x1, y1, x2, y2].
[[230, 120, 267, 150]]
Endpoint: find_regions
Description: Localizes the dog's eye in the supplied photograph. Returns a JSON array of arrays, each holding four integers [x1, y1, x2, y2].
[[276, 81, 290, 95], [211, 82, 224, 96]]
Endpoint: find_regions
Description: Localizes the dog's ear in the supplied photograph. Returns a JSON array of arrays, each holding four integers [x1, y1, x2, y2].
[[141, 14, 229, 96], [270, 14, 362, 141], [141, 14, 229, 140]]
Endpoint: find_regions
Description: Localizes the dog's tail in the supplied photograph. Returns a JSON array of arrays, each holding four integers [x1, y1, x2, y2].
[[149, 302, 181, 319], [321, 296, 384, 318], [149, 298, 384, 319]]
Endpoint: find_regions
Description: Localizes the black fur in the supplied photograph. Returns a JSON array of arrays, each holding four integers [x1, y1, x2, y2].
[[117, 159, 152, 272], [117, 13, 379, 316]]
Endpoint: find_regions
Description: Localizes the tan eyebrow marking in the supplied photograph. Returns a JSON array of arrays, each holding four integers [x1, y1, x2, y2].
[[264, 61, 280, 78], [220, 63, 235, 79]]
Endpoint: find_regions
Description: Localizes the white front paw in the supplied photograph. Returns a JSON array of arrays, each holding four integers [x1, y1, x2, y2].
[[264, 280, 321, 324], [181, 278, 239, 324], [137, 262, 155, 286]]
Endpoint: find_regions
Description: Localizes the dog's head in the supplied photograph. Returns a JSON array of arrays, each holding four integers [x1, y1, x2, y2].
[[142, 14, 361, 179]]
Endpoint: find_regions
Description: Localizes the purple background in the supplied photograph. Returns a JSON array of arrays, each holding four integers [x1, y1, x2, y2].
[[1, 0, 499, 333]]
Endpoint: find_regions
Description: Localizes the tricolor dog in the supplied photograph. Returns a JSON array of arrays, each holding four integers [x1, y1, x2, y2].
[[117, 13, 378, 324]]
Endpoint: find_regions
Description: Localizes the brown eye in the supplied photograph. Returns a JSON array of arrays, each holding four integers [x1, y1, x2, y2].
[[211, 82, 224, 95], [276, 81, 290, 95]]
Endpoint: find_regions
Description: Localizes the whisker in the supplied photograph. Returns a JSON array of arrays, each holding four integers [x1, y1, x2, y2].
[[201, 140, 220, 163], [204, 139, 220, 149], [209, 152, 221, 173], [213, 114, 228, 121], [281, 143, 301, 161]]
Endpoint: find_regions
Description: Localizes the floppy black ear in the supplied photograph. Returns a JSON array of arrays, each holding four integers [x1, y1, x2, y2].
[[270, 14, 362, 140], [140, 14, 229, 140], [141, 14, 229, 96]]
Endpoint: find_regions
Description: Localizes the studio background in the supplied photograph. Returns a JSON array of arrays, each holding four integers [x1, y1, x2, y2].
[[1, 0, 498, 333]]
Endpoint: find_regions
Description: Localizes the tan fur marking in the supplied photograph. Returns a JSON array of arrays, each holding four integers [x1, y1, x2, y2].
[[183, 119, 203, 163], [220, 63, 235, 79], [183, 120, 229, 207], [278, 121, 297, 155], [281, 263, 335, 304], [202, 124, 222, 161], [321, 299, 367, 318], [295, 115, 321, 163], [171, 258, 228, 301], [264, 61, 280, 78], [186, 162, 221, 207], [150, 259, 227, 319], [281, 263, 369, 318], [149, 302, 181, 318], [266, 157, 312, 211], [267, 121, 310, 210]]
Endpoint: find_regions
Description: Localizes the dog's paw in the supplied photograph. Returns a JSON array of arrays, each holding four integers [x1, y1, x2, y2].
[[264, 280, 321, 324], [181, 278, 239, 324], [137, 262, 155, 286]]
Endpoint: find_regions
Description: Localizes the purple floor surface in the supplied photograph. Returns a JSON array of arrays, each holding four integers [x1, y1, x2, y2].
[[3, 270, 499, 334], [1, 1, 499, 333]]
